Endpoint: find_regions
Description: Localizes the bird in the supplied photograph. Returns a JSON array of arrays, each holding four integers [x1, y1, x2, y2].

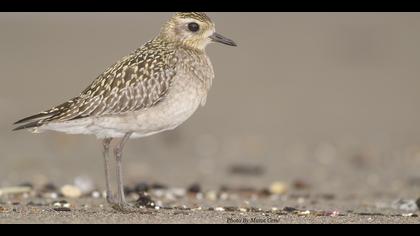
[[13, 12, 237, 212]]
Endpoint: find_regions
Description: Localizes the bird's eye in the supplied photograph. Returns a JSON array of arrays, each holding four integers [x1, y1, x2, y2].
[[188, 22, 200, 32]]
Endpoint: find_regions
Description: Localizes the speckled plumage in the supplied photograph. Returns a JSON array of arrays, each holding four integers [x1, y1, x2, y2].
[[14, 12, 236, 211], [14, 13, 216, 139]]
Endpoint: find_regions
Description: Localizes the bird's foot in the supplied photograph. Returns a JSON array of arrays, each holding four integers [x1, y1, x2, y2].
[[106, 192, 118, 205], [111, 202, 139, 213]]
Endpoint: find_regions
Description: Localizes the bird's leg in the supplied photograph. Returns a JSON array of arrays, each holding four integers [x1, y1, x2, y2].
[[102, 138, 116, 204], [112, 132, 133, 211]]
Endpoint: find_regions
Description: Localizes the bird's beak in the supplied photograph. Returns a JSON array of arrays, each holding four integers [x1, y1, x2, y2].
[[210, 32, 237, 47]]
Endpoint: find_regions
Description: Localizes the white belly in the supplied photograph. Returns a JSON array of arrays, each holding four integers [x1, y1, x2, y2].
[[40, 76, 208, 139]]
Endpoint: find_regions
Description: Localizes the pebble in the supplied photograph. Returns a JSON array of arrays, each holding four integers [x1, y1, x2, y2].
[[269, 182, 288, 195], [239, 208, 248, 212], [52, 200, 71, 212], [42, 183, 58, 192], [74, 176, 95, 194], [0, 206, 6, 213], [315, 210, 340, 217], [224, 207, 239, 212], [283, 207, 298, 213], [0, 186, 32, 196], [171, 188, 186, 198], [392, 199, 418, 212], [60, 185, 82, 198], [293, 179, 311, 190], [196, 193, 204, 200], [54, 207, 71, 212], [416, 198, 420, 210], [297, 210, 311, 216], [219, 192, 229, 201], [187, 183, 202, 194], [42, 192, 59, 199], [91, 191, 101, 199], [205, 191, 218, 201], [215, 207, 225, 212], [136, 192, 156, 209], [402, 213, 418, 217], [152, 189, 165, 198]]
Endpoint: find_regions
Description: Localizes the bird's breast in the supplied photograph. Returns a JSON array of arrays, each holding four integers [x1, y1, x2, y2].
[[133, 72, 209, 133]]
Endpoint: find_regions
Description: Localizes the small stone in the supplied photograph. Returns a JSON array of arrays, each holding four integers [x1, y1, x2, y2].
[[269, 182, 288, 195], [316, 211, 340, 217], [283, 207, 298, 213], [215, 207, 225, 212], [54, 207, 71, 212], [205, 191, 218, 201], [224, 207, 239, 212], [43, 192, 59, 199], [42, 183, 58, 192], [297, 210, 311, 216], [416, 198, 420, 210], [136, 192, 156, 209], [259, 188, 271, 197], [171, 188, 186, 198], [91, 191, 101, 198], [74, 176, 95, 194], [52, 200, 71, 211], [297, 197, 305, 204], [392, 199, 418, 212], [239, 208, 248, 212], [0, 186, 32, 196], [187, 183, 202, 194], [402, 213, 418, 217], [196, 193, 204, 200], [293, 180, 310, 190], [219, 192, 229, 201], [152, 189, 164, 198], [60, 185, 82, 198]]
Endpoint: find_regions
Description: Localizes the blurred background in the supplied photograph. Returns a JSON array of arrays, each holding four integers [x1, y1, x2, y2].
[[1, 12, 420, 197]]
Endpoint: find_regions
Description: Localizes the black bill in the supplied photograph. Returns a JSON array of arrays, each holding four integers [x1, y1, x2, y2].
[[210, 32, 237, 47]]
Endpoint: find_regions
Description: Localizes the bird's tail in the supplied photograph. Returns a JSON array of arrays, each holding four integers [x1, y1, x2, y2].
[[13, 111, 58, 131]]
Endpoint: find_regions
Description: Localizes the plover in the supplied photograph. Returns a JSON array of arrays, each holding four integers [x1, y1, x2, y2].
[[13, 12, 237, 211]]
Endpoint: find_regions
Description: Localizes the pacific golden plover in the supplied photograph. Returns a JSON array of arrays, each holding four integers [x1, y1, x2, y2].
[[13, 12, 237, 211]]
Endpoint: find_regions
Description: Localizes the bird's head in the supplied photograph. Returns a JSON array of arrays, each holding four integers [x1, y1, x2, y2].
[[160, 12, 237, 51]]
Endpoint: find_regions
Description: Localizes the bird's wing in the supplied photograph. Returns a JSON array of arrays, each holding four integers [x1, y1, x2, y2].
[[14, 40, 178, 130]]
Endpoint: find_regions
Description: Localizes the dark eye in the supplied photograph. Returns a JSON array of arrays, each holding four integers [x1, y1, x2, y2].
[[188, 22, 200, 32]]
